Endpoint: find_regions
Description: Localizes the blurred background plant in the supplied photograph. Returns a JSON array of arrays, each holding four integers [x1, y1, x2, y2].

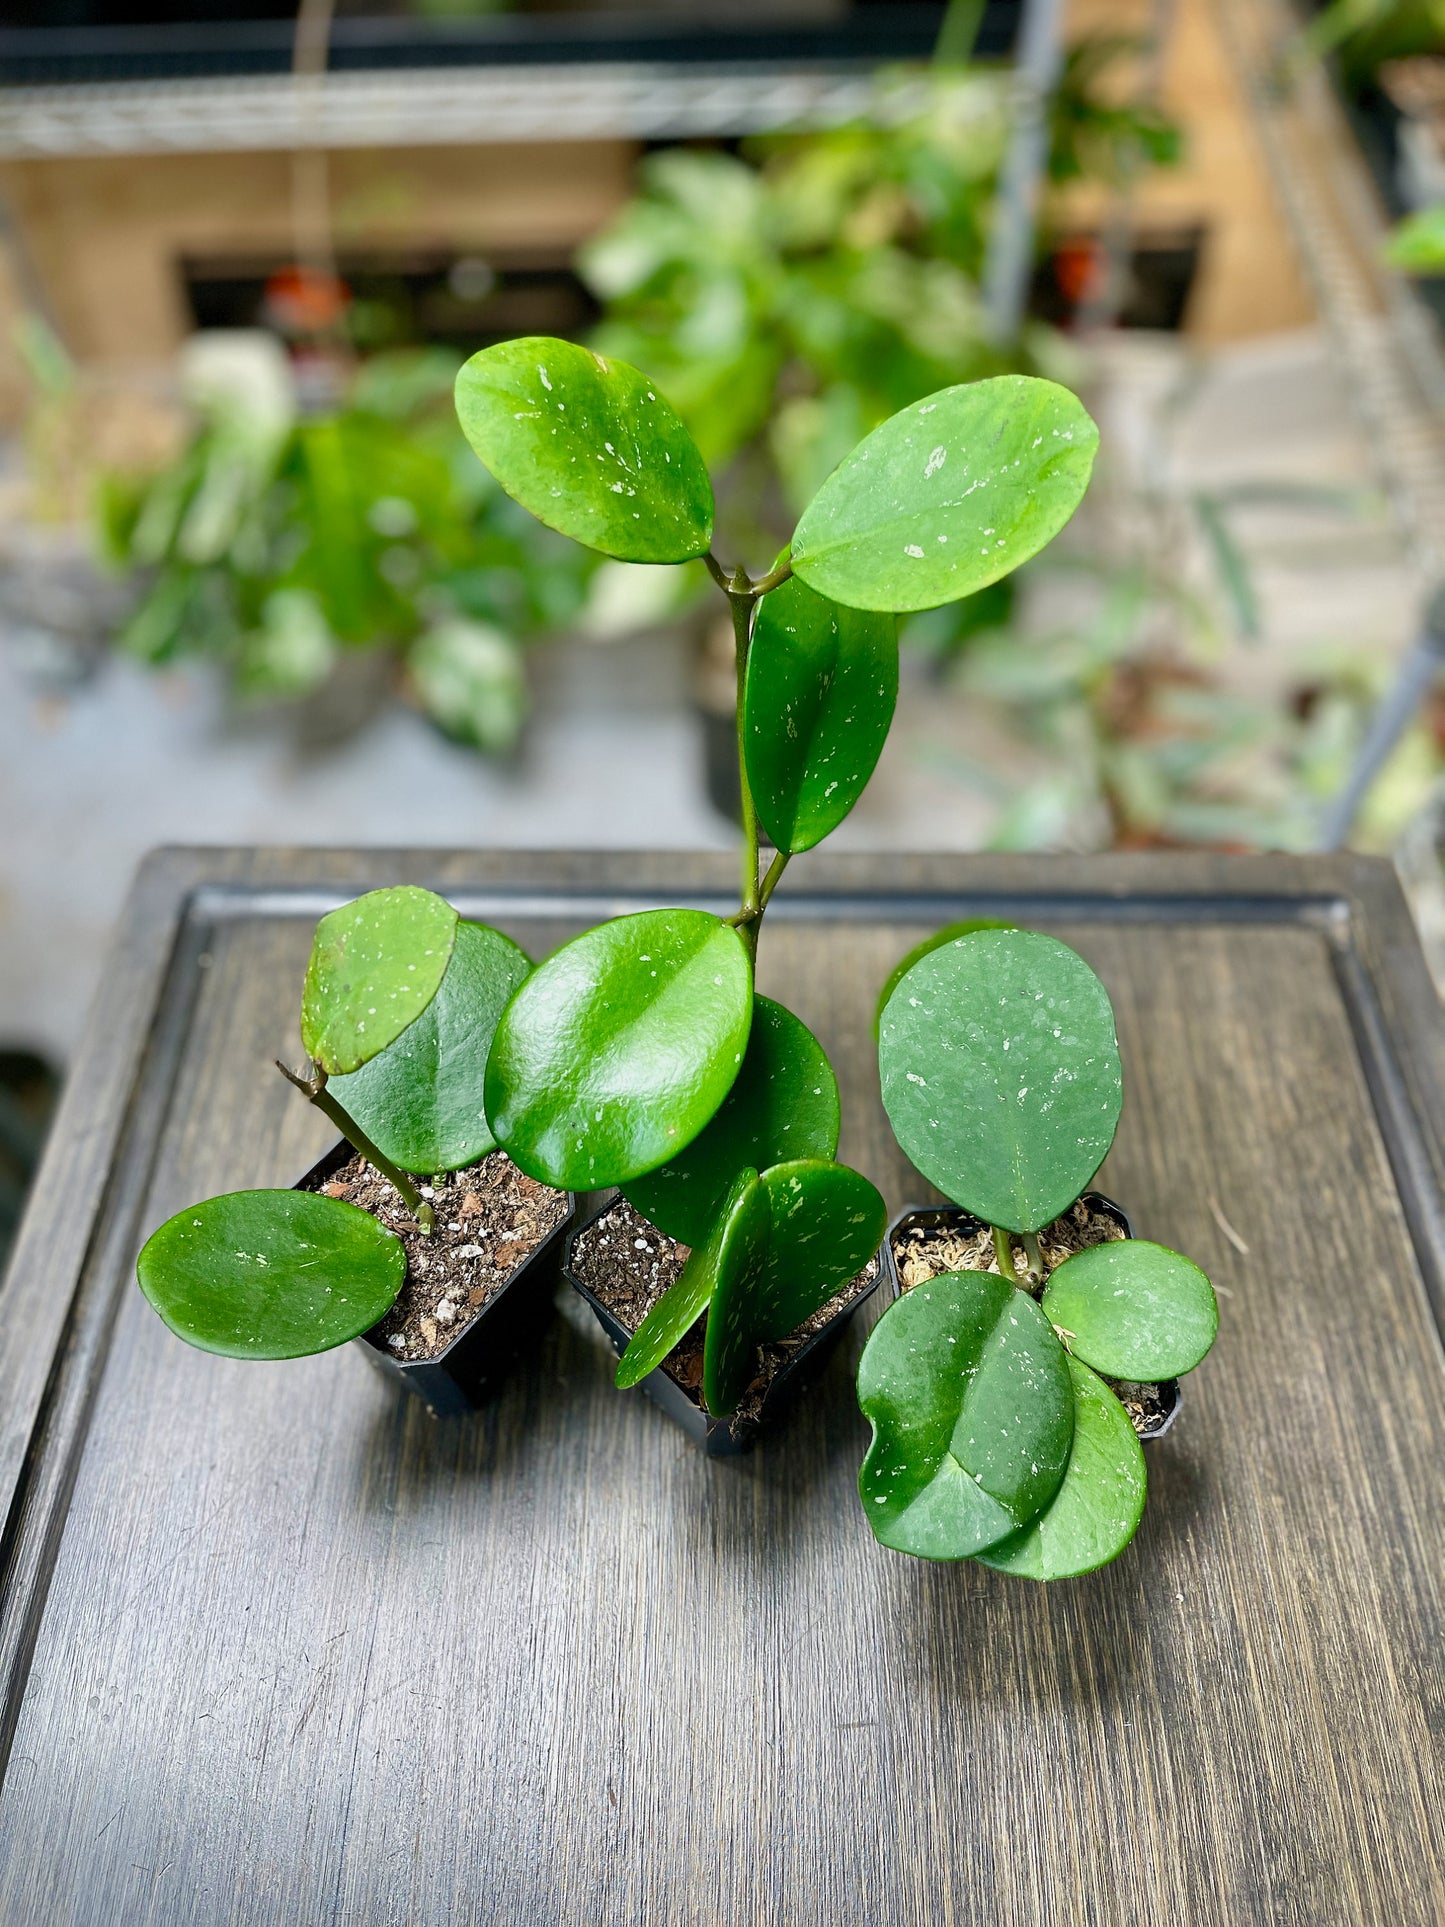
[[581, 34, 1178, 560], [95, 334, 596, 753]]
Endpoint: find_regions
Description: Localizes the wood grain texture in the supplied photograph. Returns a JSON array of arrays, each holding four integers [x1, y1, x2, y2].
[[0, 849, 1441, 1926]]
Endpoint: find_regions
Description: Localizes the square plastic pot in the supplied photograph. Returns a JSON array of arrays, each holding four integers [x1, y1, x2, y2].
[[296, 1138, 575, 1419], [564, 1191, 883, 1457]]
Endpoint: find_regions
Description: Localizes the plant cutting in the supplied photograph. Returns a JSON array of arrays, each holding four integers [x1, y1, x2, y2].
[[448, 332, 1099, 1446], [861, 924, 1218, 1576], [135, 884, 573, 1413]]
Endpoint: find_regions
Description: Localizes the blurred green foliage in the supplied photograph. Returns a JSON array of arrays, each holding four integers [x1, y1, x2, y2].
[[1291, 0, 1444, 79], [580, 44, 1178, 650], [97, 347, 595, 751]]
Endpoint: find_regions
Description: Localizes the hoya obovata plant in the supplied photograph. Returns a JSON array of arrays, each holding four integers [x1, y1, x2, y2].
[[137, 885, 536, 1360], [861, 924, 1219, 1578], [137, 334, 1107, 1452]]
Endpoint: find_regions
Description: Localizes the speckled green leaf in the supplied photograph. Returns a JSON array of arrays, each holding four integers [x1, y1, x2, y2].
[[484, 908, 752, 1190], [743, 577, 897, 853], [615, 1168, 767, 1390], [879, 928, 1122, 1234], [976, 1357, 1146, 1579], [874, 918, 1015, 1038], [454, 336, 714, 563], [791, 376, 1098, 613], [857, 1268, 1074, 1559], [136, 1190, 405, 1360], [300, 886, 458, 1076], [622, 993, 839, 1245], [328, 921, 531, 1174], [1042, 1239, 1218, 1380], [703, 1159, 886, 1416]]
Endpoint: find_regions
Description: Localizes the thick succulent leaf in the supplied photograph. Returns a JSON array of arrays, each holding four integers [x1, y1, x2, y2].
[[1042, 1239, 1218, 1380], [136, 1190, 405, 1360], [874, 918, 1015, 1038], [743, 577, 898, 853], [615, 1168, 767, 1390], [879, 927, 1122, 1234], [791, 376, 1098, 613], [976, 1358, 1147, 1580], [484, 908, 753, 1189], [857, 1269, 1074, 1560], [454, 336, 714, 563], [622, 993, 839, 1245], [300, 886, 458, 1075], [703, 1159, 886, 1417], [329, 921, 531, 1174]]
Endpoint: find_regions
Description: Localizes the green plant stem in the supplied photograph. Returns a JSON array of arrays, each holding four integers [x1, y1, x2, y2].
[[1023, 1229, 1045, 1282], [275, 1059, 435, 1233], [933, 0, 985, 65], [704, 544, 796, 958], [753, 558, 793, 596], [730, 588, 762, 956], [757, 849, 790, 913], [992, 1224, 1017, 1283]]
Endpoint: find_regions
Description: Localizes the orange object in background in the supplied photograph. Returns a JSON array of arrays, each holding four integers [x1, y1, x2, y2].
[[261, 265, 351, 340]]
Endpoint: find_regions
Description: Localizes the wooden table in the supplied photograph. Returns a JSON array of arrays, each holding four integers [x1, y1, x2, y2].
[[0, 849, 1441, 1926]]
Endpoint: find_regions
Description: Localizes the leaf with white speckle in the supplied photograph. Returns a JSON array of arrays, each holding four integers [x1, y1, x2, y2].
[[455, 337, 713, 563], [791, 377, 1097, 612]]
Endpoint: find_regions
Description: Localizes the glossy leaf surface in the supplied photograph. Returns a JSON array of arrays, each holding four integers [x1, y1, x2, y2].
[[976, 1358, 1146, 1580], [136, 1190, 404, 1360], [743, 577, 898, 853], [615, 1169, 767, 1390], [454, 336, 714, 563], [874, 918, 1015, 1037], [329, 921, 531, 1174], [1042, 1239, 1218, 1380], [485, 908, 753, 1189], [879, 928, 1122, 1233], [791, 376, 1098, 612], [300, 886, 457, 1075], [703, 1159, 886, 1416], [857, 1268, 1073, 1559], [622, 993, 839, 1245]]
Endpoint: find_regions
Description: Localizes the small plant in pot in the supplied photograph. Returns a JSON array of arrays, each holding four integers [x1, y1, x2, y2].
[[135, 885, 574, 1416], [859, 925, 1219, 1576], [446, 334, 1099, 1450]]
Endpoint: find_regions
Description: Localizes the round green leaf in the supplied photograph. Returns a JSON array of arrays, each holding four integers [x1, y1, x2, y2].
[[879, 927, 1122, 1234], [858, 1268, 1074, 1560], [485, 908, 753, 1189], [791, 376, 1098, 613], [743, 577, 898, 854], [622, 994, 839, 1245], [136, 1190, 405, 1360], [328, 921, 531, 1174], [976, 1357, 1146, 1580], [454, 336, 714, 564], [874, 918, 1015, 1038], [300, 886, 458, 1076], [1042, 1239, 1218, 1380], [703, 1158, 886, 1416], [615, 1168, 767, 1391]]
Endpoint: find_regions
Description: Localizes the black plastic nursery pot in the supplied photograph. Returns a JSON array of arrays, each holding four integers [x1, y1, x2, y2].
[[882, 1193, 1182, 1442], [296, 1139, 575, 1419], [563, 1191, 884, 1457]]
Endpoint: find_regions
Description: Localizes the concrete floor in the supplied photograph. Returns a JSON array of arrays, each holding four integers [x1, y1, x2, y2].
[[0, 325, 1430, 1067]]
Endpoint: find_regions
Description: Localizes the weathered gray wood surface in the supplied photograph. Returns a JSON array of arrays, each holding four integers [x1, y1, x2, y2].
[[0, 849, 1441, 1926]]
